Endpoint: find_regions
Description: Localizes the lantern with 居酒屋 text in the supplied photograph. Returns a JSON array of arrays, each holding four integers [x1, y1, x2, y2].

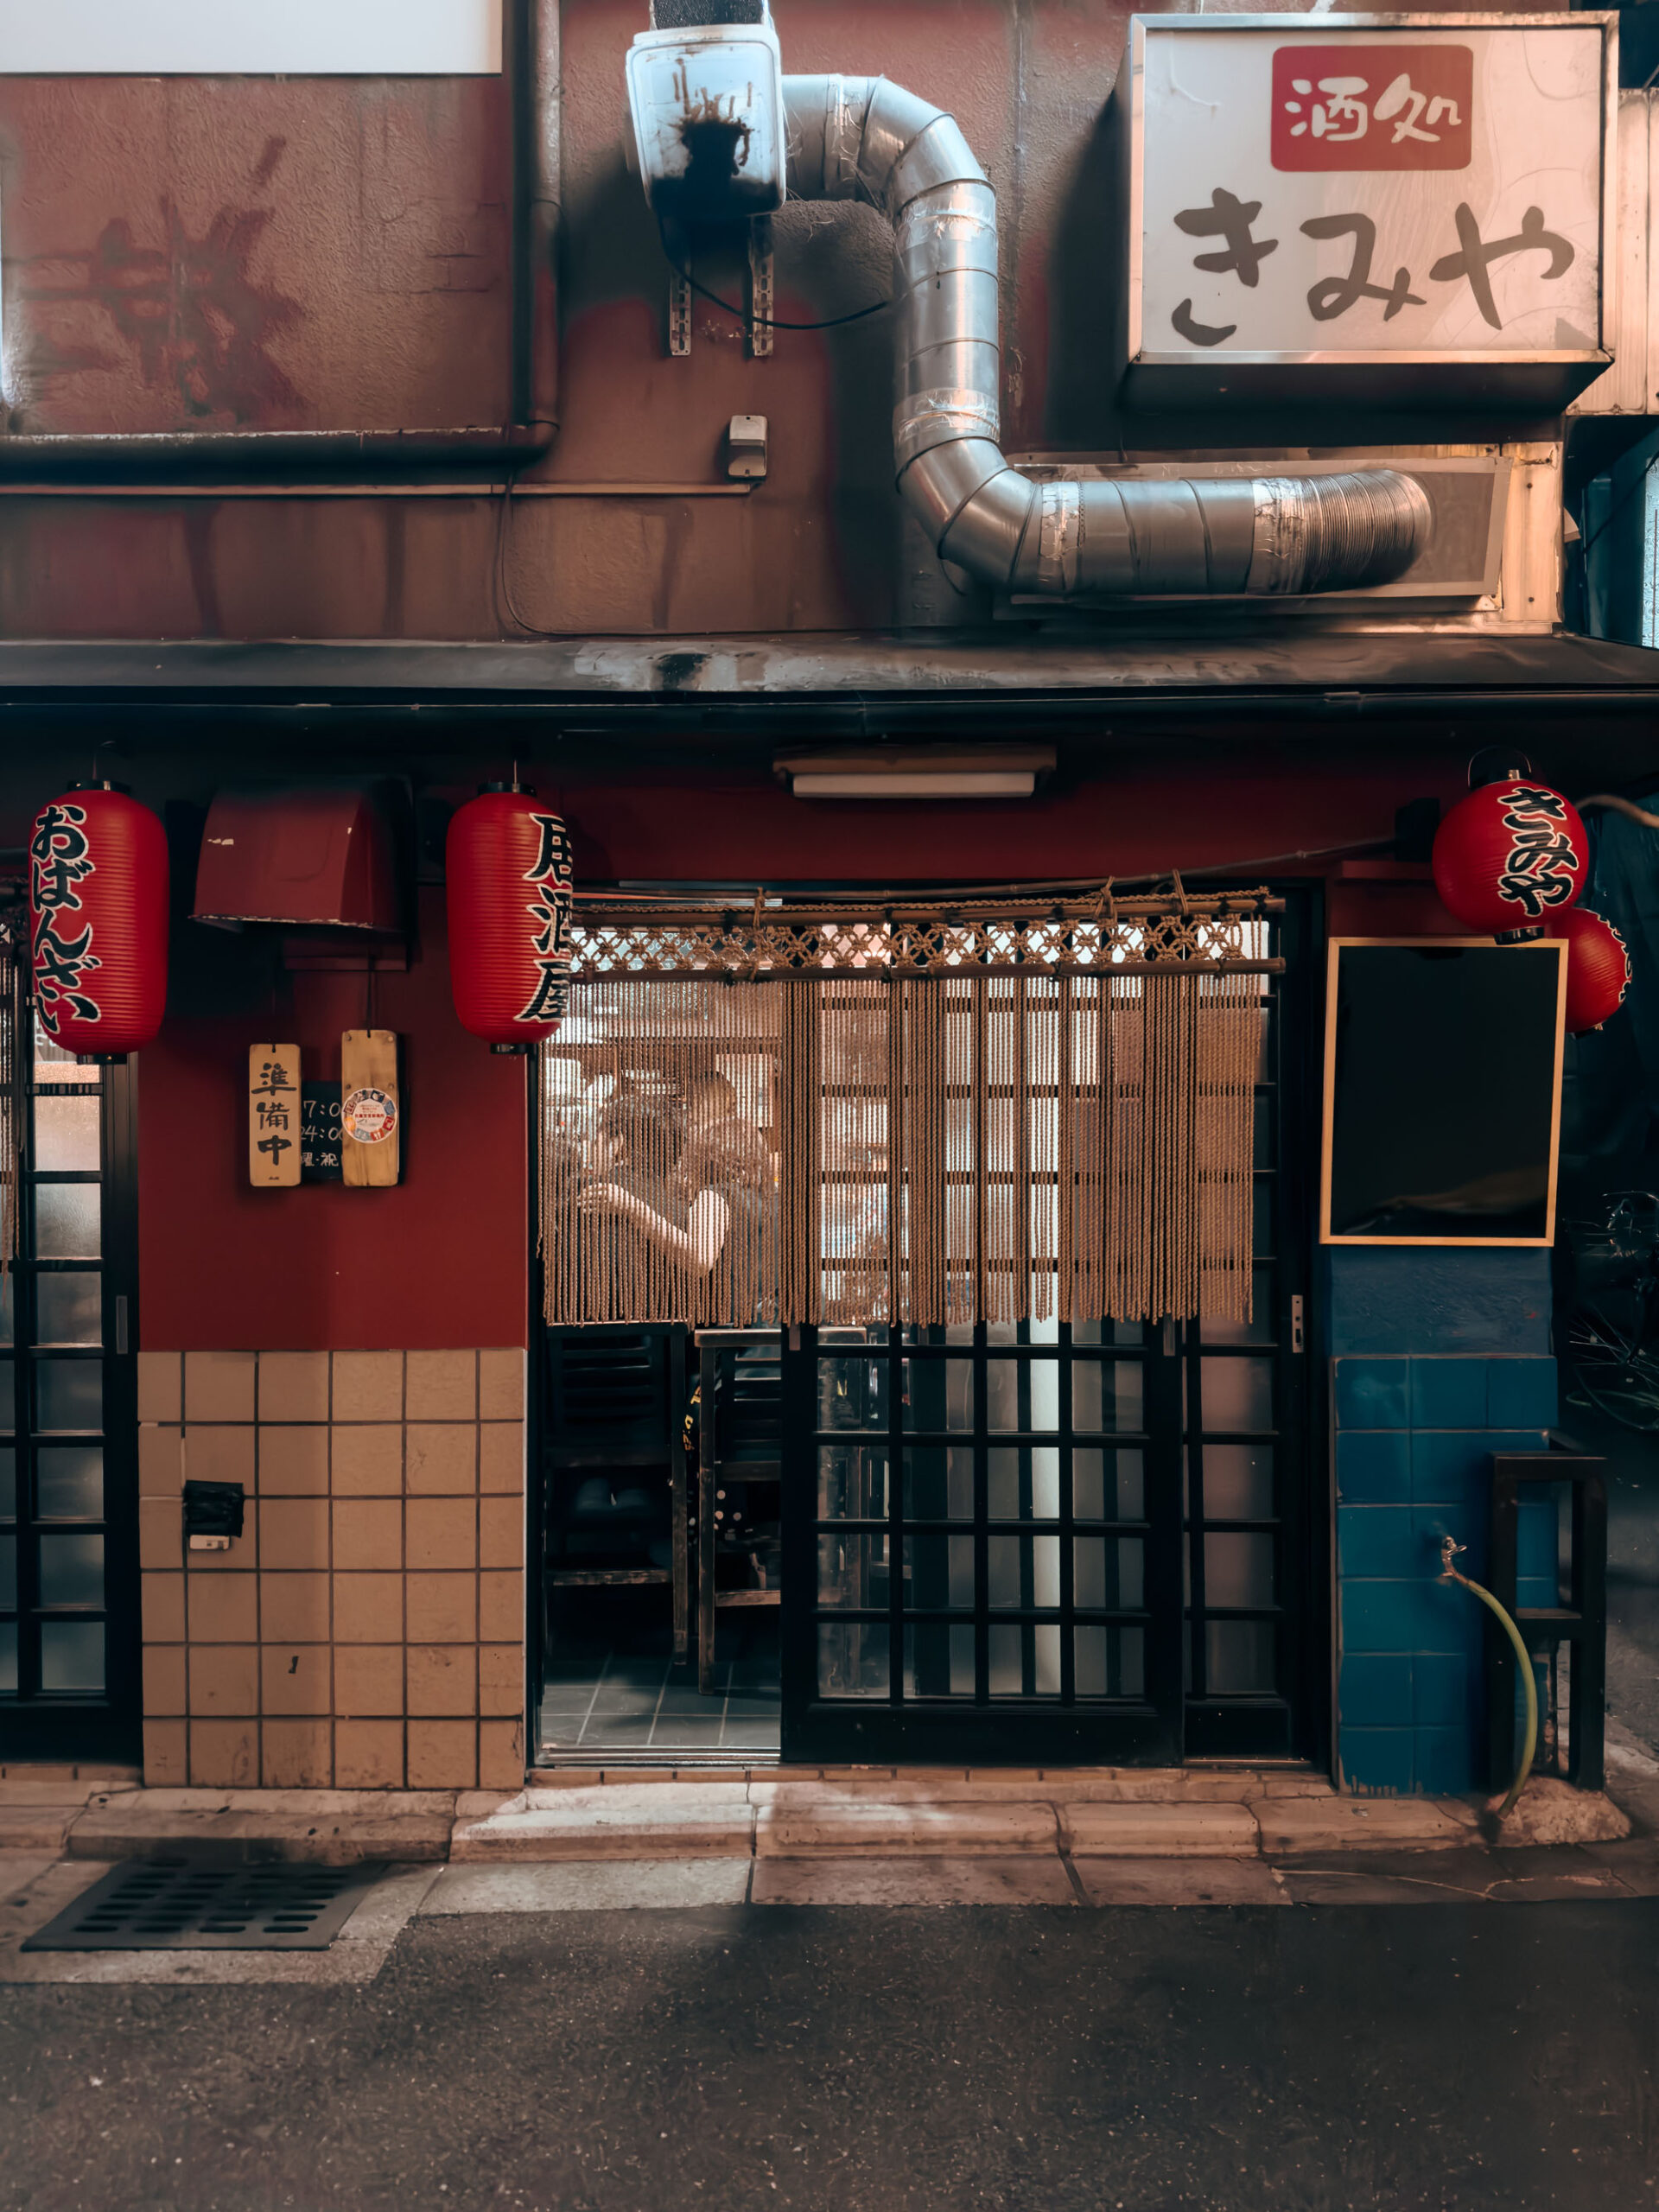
[[1544, 906, 1632, 1034], [446, 787, 574, 1051], [29, 785, 169, 1058]]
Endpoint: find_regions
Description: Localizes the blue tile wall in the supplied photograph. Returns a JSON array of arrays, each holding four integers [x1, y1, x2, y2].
[[1340, 1727, 1416, 1795], [1328, 1248, 1552, 1357], [1330, 1281, 1557, 1796]]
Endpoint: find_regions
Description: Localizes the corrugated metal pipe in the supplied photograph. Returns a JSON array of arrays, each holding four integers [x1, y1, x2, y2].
[[783, 74, 1432, 596]]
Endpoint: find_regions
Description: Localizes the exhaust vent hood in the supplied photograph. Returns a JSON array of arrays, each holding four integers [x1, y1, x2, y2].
[[193, 785, 403, 936]]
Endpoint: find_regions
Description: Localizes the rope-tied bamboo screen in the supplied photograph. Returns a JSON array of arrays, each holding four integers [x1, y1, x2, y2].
[[539, 893, 1274, 1331]]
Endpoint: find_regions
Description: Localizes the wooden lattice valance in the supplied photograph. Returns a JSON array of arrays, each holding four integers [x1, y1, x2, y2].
[[565, 887, 1282, 981], [539, 888, 1275, 1332]]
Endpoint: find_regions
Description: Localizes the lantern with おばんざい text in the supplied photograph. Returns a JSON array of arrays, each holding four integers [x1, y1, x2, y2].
[[446, 788, 575, 1051], [1431, 779, 1588, 934], [29, 785, 169, 1058]]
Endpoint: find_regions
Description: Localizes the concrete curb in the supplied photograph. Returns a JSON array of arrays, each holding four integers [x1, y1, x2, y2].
[[0, 1770, 1633, 1867]]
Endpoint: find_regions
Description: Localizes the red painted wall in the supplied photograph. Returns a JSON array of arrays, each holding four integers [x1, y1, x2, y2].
[[129, 749, 1478, 1353], [554, 746, 1469, 886], [138, 888, 528, 1352]]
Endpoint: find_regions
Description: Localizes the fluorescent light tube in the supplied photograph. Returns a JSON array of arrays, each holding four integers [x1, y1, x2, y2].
[[788, 772, 1037, 799]]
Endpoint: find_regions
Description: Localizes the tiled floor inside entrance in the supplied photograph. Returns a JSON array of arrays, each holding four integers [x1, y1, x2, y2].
[[539, 1588, 779, 1758], [537, 1649, 779, 1758]]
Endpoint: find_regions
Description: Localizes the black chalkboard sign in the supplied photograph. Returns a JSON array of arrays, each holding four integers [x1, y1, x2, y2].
[[301, 1082, 343, 1183], [1321, 939, 1566, 1246]]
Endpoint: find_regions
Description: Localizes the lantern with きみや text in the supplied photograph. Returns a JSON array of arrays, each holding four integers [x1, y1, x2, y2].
[[446, 787, 575, 1052], [1431, 779, 1588, 935], [29, 785, 169, 1058], [1544, 906, 1632, 1034]]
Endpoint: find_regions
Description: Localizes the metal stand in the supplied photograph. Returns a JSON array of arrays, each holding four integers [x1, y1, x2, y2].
[[1487, 1439, 1607, 1794]]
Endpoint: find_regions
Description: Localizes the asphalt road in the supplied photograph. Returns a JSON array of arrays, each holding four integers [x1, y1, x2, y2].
[[1, 1901, 1655, 2212]]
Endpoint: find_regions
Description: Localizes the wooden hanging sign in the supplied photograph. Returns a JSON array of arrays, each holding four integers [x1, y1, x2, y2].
[[340, 1028, 401, 1188], [249, 1043, 302, 1188]]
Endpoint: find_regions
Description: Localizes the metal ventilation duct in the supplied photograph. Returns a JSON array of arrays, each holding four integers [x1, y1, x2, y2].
[[782, 74, 1433, 597]]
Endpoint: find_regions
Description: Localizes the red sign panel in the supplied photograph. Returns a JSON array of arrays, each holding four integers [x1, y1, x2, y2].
[[1271, 45, 1473, 173]]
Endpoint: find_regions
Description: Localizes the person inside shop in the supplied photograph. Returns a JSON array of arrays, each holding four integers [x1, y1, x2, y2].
[[669, 1071, 772, 1207], [577, 1077, 776, 1309], [582, 1090, 686, 1231]]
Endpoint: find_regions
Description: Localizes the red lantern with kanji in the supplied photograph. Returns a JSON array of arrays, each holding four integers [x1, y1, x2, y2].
[[1431, 779, 1588, 933], [446, 787, 574, 1052], [29, 785, 168, 1058], [1544, 906, 1631, 1034]]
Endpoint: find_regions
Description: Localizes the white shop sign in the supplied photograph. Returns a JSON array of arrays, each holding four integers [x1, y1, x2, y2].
[[1121, 13, 1615, 408], [0, 0, 501, 74]]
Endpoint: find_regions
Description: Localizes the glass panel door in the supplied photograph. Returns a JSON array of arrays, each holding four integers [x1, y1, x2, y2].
[[0, 1020, 139, 1761], [780, 902, 1315, 1767], [783, 1320, 1185, 1765]]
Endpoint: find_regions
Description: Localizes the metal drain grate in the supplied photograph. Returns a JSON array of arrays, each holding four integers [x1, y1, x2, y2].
[[22, 1858, 390, 1951]]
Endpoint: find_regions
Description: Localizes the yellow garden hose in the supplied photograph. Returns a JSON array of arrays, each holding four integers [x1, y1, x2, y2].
[[1440, 1536, 1538, 1821]]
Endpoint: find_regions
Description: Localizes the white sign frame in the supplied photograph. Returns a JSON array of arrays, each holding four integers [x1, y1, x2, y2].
[[0, 1, 502, 75], [1121, 12, 1618, 406]]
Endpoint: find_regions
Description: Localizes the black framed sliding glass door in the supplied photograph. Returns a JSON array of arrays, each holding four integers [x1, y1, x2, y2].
[[779, 900, 1316, 1767], [0, 1024, 140, 1764], [784, 1319, 1185, 1764]]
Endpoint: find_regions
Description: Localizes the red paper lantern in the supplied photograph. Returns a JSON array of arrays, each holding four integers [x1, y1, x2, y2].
[[1544, 906, 1632, 1034], [1431, 779, 1588, 933], [446, 788, 574, 1051], [29, 785, 168, 1058]]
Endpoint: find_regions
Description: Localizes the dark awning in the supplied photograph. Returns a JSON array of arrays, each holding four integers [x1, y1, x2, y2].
[[0, 627, 1657, 710], [3, 630, 1659, 790]]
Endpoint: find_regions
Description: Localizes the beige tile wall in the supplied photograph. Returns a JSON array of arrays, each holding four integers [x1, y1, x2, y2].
[[137, 1349, 527, 1790]]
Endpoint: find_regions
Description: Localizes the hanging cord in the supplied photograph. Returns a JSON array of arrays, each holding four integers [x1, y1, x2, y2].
[[568, 838, 1393, 913], [493, 467, 564, 640], [1440, 1536, 1537, 1823], [656, 221, 890, 333]]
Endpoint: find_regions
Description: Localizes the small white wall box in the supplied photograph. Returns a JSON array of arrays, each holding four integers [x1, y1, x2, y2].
[[626, 7, 786, 222], [728, 415, 768, 479]]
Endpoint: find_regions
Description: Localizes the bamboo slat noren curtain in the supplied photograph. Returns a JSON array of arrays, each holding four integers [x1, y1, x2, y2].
[[538, 900, 1270, 1331]]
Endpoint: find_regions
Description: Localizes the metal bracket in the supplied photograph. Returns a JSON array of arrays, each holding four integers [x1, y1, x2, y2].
[[668, 262, 692, 359], [747, 215, 774, 359]]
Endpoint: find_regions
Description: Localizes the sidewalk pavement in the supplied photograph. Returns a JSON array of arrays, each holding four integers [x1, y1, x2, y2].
[[0, 1758, 1637, 1872]]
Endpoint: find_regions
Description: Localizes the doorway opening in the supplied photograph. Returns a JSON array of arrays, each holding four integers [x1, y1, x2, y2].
[[532, 1021, 784, 1761], [529, 886, 1313, 1770]]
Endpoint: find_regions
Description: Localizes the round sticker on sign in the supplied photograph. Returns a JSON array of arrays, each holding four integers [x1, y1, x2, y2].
[[341, 1086, 398, 1145]]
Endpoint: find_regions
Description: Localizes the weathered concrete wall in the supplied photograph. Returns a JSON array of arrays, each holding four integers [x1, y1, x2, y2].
[[0, 0, 1567, 640]]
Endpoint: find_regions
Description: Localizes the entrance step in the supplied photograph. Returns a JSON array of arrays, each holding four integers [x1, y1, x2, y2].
[[452, 1783, 754, 1862], [755, 1799, 1058, 1857], [1255, 1796, 1479, 1855], [67, 1788, 459, 1865], [1061, 1802, 1261, 1857]]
